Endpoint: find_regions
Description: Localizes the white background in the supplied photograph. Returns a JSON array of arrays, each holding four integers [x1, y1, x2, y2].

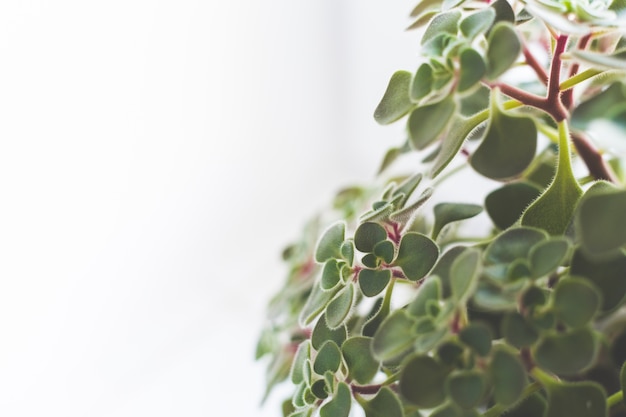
[[0, 1, 425, 416]]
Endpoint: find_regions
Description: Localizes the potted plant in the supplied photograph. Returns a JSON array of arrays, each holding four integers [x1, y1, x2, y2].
[[257, 1, 626, 416]]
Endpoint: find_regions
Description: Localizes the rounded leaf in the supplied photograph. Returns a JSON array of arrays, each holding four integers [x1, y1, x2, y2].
[[433, 203, 483, 240], [360, 387, 404, 417], [486, 22, 521, 79], [544, 381, 607, 417], [502, 311, 539, 348], [358, 269, 392, 297], [408, 97, 456, 150], [450, 248, 481, 304], [460, 8, 496, 39], [408, 276, 442, 317], [374, 71, 414, 125], [421, 10, 462, 45], [342, 337, 379, 384], [325, 284, 355, 329], [320, 382, 351, 417], [313, 341, 342, 375], [485, 181, 542, 230], [355, 222, 388, 253], [489, 346, 527, 405], [312, 315, 347, 350], [459, 321, 492, 357], [373, 240, 395, 264], [315, 222, 346, 263], [372, 310, 417, 361], [446, 370, 487, 409], [458, 48, 486, 92], [321, 259, 343, 290], [400, 355, 448, 408], [553, 277, 601, 328], [290, 341, 311, 384], [576, 189, 626, 259], [484, 227, 546, 264], [533, 327, 598, 375], [395, 232, 439, 281], [529, 238, 570, 278], [410, 63, 434, 101]]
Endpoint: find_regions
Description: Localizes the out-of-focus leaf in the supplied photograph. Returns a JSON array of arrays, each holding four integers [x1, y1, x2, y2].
[[486, 22, 521, 79], [533, 327, 598, 375], [432, 203, 483, 240], [486, 182, 541, 230], [484, 227, 547, 264], [490, 345, 527, 405], [320, 382, 351, 417], [446, 370, 487, 409], [408, 97, 456, 150], [408, 276, 442, 317], [430, 114, 486, 178], [312, 315, 347, 350], [553, 277, 602, 328], [372, 310, 417, 361], [460, 8, 496, 39], [374, 71, 414, 125], [576, 188, 626, 259], [400, 355, 448, 408], [315, 222, 346, 263], [411, 63, 434, 102], [291, 340, 311, 384], [450, 248, 482, 304], [359, 387, 404, 417], [342, 337, 379, 384], [544, 381, 607, 417], [459, 321, 493, 357], [422, 10, 462, 46], [529, 237, 570, 278], [458, 48, 486, 92]]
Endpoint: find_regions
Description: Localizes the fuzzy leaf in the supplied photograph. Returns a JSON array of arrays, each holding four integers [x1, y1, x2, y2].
[[355, 222, 388, 253], [325, 284, 355, 329], [486, 22, 521, 79], [372, 310, 417, 361], [408, 97, 456, 150], [408, 276, 442, 317], [358, 269, 392, 297], [450, 248, 481, 304], [422, 10, 462, 46], [290, 341, 311, 384], [490, 346, 527, 405], [458, 48, 486, 92], [486, 182, 542, 229], [460, 8, 496, 39], [553, 277, 602, 328], [446, 370, 487, 409], [315, 222, 346, 263], [400, 355, 448, 408], [395, 232, 439, 281], [411, 63, 434, 101], [342, 337, 379, 384], [544, 381, 607, 417], [485, 227, 547, 264], [533, 327, 598, 375], [312, 315, 347, 350], [374, 71, 414, 125], [470, 90, 537, 179], [321, 259, 343, 290], [320, 382, 351, 417], [432, 203, 483, 240], [576, 189, 626, 259], [529, 237, 570, 278], [313, 341, 342, 375], [430, 114, 485, 178]]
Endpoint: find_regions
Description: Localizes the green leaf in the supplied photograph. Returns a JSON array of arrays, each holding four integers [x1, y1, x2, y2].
[[450, 248, 481, 304], [485, 227, 547, 264], [470, 90, 537, 179], [321, 259, 343, 290], [395, 232, 439, 281], [432, 203, 483, 240], [485, 182, 542, 230], [312, 315, 347, 350], [431, 246, 467, 297], [311, 379, 329, 400], [572, 50, 626, 70], [411, 63, 434, 101], [458, 48, 486, 92], [408, 97, 456, 150], [553, 277, 602, 328], [320, 382, 351, 417], [374, 71, 414, 125], [360, 387, 404, 417], [342, 337, 379, 384], [372, 310, 417, 361], [502, 311, 539, 348], [400, 355, 448, 408], [430, 113, 486, 178], [446, 370, 486, 409], [460, 8, 496, 39], [315, 222, 346, 263], [459, 322, 493, 357], [529, 237, 570, 278], [544, 381, 607, 417], [340, 240, 355, 266], [489, 346, 527, 406], [490, 0, 516, 25], [521, 121, 583, 235], [570, 248, 626, 313], [373, 240, 395, 264], [313, 341, 342, 375], [408, 276, 442, 317], [533, 327, 598, 375], [621, 361, 626, 404], [291, 341, 311, 384], [325, 284, 355, 329], [299, 284, 339, 326], [358, 269, 392, 297], [355, 222, 388, 253], [504, 392, 547, 417], [486, 22, 521, 79], [422, 10, 462, 46], [393, 172, 424, 207], [576, 189, 626, 259]]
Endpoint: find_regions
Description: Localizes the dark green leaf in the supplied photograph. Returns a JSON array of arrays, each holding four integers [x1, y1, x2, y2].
[[422, 10, 462, 46], [450, 248, 481, 304], [315, 222, 346, 263], [504, 392, 547, 417], [408, 276, 442, 317], [325, 284, 355, 329], [544, 381, 607, 417], [502, 311, 539, 348], [400, 355, 448, 408], [446, 370, 486, 409], [533, 327, 598, 375], [529, 237, 570, 278], [459, 322, 492, 357], [355, 222, 388, 253], [372, 310, 417, 361], [312, 315, 347, 350], [470, 90, 537, 179], [576, 188, 626, 259], [486, 22, 521, 79], [320, 382, 351, 417], [395, 232, 439, 281], [430, 114, 486, 178], [489, 346, 526, 405], [374, 71, 414, 125], [460, 8, 496, 39], [458, 48, 486, 92], [570, 248, 626, 313], [373, 240, 395, 264], [553, 277, 602, 328], [485, 227, 547, 264], [408, 97, 456, 150], [299, 284, 339, 326], [411, 63, 434, 101], [342, 337, 379, 384], [490, 0, 516, 25], [360, 387, 404, 417], [431, 246, 467, 297], [358, 269, 392, 297], [313, 341, 342, 375], [340, 240, 355, 267], [321, 259, 343, 290], [432, 203, 483, 240]]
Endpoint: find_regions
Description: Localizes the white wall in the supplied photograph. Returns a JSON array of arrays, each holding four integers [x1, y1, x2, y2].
[[0, 1, 417, 416]]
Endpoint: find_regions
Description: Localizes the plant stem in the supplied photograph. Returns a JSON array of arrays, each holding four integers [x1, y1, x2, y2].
[[482, 382, 543, 417], [560, 68, 602, 91], [570, 131, 618, 182], [562, 34, 592, 108], [546, 34, 569, 121], [607, 390, 624, 409], [530, 366, 559, 386], [523, 43, 548, 85]]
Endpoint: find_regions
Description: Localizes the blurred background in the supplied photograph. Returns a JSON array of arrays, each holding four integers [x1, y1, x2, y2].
[[0, 1, 419, 416]]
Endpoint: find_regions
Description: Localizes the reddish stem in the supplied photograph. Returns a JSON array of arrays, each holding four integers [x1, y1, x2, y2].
[[523, 43, 548, 85], [570, 131, 618, 182], [562, 34, 592, 109]]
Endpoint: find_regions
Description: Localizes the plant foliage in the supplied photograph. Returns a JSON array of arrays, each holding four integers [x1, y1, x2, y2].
[[258, 1, 626, 416]]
